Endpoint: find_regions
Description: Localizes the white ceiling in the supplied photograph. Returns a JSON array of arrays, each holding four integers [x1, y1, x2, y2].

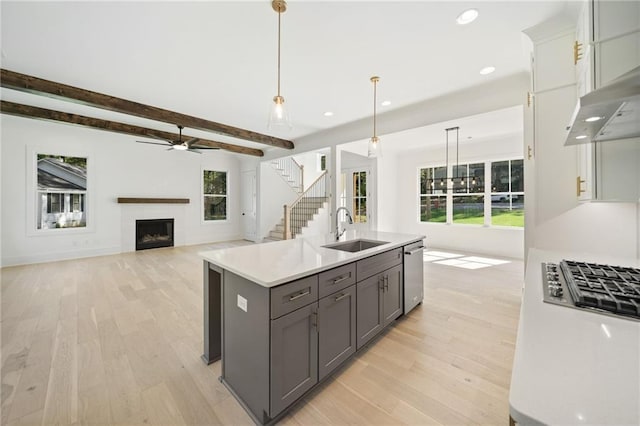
[[0, 1, 570, 153]]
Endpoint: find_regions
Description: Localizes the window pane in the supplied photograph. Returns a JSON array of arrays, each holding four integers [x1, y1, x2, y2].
[[37, 154, 87, 229], [420, 196, 447, 222], [469, 163, 484, 193], [204, 196, 227, 220], [203, 170, 227, 195], [491, 161, 510, 192], [433, 166, 447, 194], [511, 160, 524, 192], [420, 169, 427, 195], [453, 195, 484, 224], [358, 172, 367, 197], [354, 198, 367, 223], [453, 164, 467, 193], [492, 194, 524, 227]]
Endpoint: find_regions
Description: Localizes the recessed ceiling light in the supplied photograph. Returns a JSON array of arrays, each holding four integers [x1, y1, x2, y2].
[[575, 135, 587, 140], [585, 116, 603, 122], [323, 111, 334, 117], [479, 66, 496, 75], [456, 9, 479, 25], [381, 100, 391, 106]]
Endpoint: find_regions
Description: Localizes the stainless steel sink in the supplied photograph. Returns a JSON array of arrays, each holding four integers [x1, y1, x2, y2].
[[323, 239, 389, 253]]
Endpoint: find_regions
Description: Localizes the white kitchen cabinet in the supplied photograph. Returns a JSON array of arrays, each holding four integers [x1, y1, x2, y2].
[[572, 0, 639, 202], [593, 0, 640, 88]]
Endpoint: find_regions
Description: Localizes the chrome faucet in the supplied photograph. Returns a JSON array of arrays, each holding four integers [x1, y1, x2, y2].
[[335, 207, 354, 240]]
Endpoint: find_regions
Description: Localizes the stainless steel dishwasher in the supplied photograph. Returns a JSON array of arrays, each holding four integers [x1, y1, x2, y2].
[[403, 240, 424, 314]]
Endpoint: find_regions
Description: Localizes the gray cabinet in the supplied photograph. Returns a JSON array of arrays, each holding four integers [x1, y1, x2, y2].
[[318, 284, 356, 380], [382, 264, 403, 326], [356, 273, 383, 349], [356, 264, 403, 349], [270, 302, 318, 416]]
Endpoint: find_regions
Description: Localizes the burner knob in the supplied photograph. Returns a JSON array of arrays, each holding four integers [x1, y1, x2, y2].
[[549, 285, 563, 297]]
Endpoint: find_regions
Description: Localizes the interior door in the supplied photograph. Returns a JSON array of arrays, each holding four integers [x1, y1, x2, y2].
[[241, 170, 257, 241], [340, 168, 372, 231]]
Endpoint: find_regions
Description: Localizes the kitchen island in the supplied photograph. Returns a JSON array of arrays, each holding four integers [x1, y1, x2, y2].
[[509, 249, 640, 425], [199, 230, 424, 425]]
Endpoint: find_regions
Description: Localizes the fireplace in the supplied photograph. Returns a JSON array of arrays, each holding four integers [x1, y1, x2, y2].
[[136, 218, 174, 250]]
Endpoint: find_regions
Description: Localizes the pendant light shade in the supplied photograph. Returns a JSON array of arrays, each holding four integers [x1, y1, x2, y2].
[[268, 0, 292, 130], [368, 76, 381, 158]]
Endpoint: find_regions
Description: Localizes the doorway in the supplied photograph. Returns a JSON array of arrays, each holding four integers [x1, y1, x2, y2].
[[340, 168, 372, 231], [241, 169, 257, 241]]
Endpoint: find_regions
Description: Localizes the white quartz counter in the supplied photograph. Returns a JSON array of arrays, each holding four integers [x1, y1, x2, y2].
[[510, 249, 640, 426], [199, 230, 424, 287]]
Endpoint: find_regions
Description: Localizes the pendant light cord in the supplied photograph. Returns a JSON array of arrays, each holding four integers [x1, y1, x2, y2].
[[373, 79, 377, 138], [277, 10, 281, 97], [456, 127, 459, 180]]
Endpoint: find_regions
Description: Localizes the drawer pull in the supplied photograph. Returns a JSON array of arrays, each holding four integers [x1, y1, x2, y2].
[[334, 292, 349, 302], [404, 246, 424, 255], [289, 290, 310, 301], [331, 274, 350, 285], [384, 275, 389, 292]]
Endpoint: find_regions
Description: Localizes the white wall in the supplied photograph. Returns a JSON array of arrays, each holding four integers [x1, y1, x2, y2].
[[1, 115, 243, 266], [385, 133, 526, 259], [292, 150, 327, 191]]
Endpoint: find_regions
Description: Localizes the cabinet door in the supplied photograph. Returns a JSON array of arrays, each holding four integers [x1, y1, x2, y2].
[[356, 274, 383, 350], [318, 285, 356, 380], [382, 264, 403, 327], [270, 303, 318, 416]]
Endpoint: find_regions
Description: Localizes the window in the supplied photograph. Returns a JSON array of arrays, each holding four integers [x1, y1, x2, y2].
[[37, 154, 87, 229], [491, 159, 524, 227], [418, 158, 523, 227], [352, 171, 367, 223], [319, 154, 327, 171], [452, 162, 484, 225], [203, 170, 227, 221], [419, 166, 447, 222]]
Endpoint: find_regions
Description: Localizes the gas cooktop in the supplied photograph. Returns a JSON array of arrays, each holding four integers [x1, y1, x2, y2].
[[542, 260, 640, 321]]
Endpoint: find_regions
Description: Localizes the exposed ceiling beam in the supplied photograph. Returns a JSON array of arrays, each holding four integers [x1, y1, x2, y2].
[[0, 68, 294, 150], [0, 100, 264, 157]]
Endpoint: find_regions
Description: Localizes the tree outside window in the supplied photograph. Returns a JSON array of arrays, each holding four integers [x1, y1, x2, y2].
[[203, 170, 227, 221], [419, 166, 447, 222], [491, 159, 524, 227]]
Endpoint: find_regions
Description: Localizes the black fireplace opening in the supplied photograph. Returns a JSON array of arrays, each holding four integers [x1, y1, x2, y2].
[[136, 218, 174, 250]]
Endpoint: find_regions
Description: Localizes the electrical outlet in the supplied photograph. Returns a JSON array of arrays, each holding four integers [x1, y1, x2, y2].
[[237, 295, 247, 312]]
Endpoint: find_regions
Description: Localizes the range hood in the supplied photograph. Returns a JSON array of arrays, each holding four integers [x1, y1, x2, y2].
[[565, 66, 640, 145]]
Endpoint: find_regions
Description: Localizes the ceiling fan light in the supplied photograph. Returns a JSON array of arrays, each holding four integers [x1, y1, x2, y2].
[[173, 144, 188, 151]]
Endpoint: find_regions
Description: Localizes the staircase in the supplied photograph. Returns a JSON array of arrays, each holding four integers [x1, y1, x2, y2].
[[271, 158, 303, 194], [264, 171, 329, 242]]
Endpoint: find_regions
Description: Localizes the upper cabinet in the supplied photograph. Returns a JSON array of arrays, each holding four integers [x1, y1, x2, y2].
[[593, 0, 640, 88]]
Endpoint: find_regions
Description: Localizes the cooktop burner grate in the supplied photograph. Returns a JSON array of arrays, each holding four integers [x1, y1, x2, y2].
[[542, 260, 640, 321]]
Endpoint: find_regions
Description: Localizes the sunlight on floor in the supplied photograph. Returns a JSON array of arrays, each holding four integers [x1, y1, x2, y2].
[[424, 250, 510, 269]]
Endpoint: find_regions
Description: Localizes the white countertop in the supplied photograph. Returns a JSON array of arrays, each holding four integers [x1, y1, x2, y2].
[[510, 249, 640, 426], [199, 230, 424, 287]]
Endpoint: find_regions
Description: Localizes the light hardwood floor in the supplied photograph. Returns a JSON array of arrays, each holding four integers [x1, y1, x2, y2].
[[1, 242, 523, 425]]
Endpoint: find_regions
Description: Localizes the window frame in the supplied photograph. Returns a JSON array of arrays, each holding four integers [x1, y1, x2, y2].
[[417, 158, 523, 229], [490, 159, 524, 228], [202, 169, 229, 223], [28, 147, 92, 236]]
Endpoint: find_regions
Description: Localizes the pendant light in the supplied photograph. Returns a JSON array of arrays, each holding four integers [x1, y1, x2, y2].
[[268, 0, 292, 130], [367, 76, 381, 158]]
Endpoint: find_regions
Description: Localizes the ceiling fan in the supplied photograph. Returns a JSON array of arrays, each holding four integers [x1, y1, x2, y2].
[[136, 125, 218, 154]]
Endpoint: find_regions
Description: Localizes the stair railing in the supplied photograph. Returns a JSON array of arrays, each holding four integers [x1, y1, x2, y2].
[[271, 157, 304, 193], [283, 171, 328, 239]]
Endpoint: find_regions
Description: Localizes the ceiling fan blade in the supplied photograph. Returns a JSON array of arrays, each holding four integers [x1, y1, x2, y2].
[[186, 148, 202, 154], [191, 145, 220, 150], [136, 140, 171, 147], [185, 137, 200, 147]]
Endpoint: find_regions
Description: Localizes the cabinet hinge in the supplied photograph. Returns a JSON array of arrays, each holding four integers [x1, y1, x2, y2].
[[527, 92, 533, 107], [573, 40, 583, 65]]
